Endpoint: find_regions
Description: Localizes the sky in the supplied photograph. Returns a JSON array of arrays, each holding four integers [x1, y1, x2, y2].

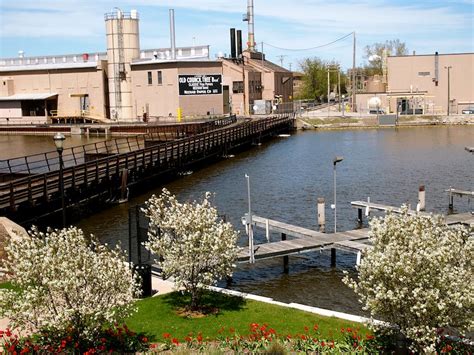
[[0, 0, 473, 70]]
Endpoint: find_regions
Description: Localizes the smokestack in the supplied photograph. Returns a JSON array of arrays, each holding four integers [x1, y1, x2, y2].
[[169, 9, 176, 60], [247, 0, 255, 52], [237, 30, 243, 57], [230, 28, 236, 58]]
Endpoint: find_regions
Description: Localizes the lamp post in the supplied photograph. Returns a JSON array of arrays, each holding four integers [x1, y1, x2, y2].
[[445, 66, 452, 116], [245, 174, 255, 263], [333, 156, 344, 233], [53, 132, 66, 228]]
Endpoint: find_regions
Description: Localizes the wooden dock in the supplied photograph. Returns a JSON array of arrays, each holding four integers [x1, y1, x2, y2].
[[351, 200, 473, 228], [237, 215, 370, 263]]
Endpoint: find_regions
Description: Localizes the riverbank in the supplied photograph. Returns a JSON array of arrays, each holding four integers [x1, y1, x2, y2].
[[296, 114, 474, 130]]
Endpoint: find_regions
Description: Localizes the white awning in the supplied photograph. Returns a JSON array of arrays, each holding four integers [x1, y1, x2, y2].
[[0, 93, 58, 101]]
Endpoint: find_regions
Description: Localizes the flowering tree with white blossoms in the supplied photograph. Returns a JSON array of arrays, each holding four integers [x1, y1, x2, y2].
[[344, 208, 473, 352], [0, 227, 140, 339], [143, 189, 239, 309]]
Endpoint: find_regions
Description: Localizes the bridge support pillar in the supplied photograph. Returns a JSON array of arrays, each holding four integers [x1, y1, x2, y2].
[[282, 233, 289, 273]]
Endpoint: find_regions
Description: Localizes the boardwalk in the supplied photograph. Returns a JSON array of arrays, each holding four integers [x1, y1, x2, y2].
[[351, 200, 473, 228], [0, 115, 294, 224], [237, 215, 370, 263]]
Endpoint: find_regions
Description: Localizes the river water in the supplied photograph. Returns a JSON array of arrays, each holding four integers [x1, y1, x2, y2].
[[3, 126, 473, 314]]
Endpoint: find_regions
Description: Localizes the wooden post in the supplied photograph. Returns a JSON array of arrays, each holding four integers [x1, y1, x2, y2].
[[356, 251, 361, 266], [331, 248, 336, 267], [120, 169, 128, 201], [265, 218, 270, 242], [448, 188, 454, 213], [317, 197, 326, 232], [418, 185, 426, 211], [282, 233, 289, 273]]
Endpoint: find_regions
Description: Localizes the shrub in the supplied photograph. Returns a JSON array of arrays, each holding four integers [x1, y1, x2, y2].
[[344, 208, 473, 352]]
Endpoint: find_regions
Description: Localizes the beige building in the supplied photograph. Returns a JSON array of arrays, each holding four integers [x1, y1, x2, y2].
[[0, 59, 109, 123], [0, 9, 294, 123], [131, 60, 224, 118], [386, 52, 474, 114], [221, 58, 262, 115]]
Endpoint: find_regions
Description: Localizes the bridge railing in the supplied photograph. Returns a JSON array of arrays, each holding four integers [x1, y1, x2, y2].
[[0, 115, 238, 177]]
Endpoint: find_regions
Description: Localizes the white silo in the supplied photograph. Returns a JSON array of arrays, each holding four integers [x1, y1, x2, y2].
[[105, 9, 140, 121]]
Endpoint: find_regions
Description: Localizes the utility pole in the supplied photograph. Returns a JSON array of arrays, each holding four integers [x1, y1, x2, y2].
[[338, 69, 341, 112], [277, 55, 287, 68], [352, 32, 356, 112], [327, 67, 330, 117], [445, 66, 452, 115]]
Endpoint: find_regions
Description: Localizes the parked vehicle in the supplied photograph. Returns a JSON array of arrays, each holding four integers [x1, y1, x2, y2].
[[461, 107, 474, 114]]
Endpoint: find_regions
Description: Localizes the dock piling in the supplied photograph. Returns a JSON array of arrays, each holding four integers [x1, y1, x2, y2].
[[418, 185, 426, 211], [282, 232, 289, 273], [331, 248, 336, 267], [357, 208, 363, 228], [317, 197, 326, 232]]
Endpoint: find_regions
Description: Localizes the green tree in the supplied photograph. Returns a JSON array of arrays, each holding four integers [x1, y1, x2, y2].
[[297, 58, 346, 101], [364, 39, 408, 75]]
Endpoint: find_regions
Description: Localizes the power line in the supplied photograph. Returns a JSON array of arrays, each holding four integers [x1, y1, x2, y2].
[[263, 32, 353, 52]]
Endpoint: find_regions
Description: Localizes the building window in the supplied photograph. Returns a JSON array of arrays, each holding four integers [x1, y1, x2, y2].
[[232, 81, 244, 93], [147, 71, 152, 85], [157, 71, 163, 85], [418, 71, 430, 77]]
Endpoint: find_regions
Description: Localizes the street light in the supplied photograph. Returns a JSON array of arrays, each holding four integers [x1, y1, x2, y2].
[[333, 156, 344, 233], [444, 66, 452, 116], [244, 174, 255, 263], [53, 132, 66, 228]]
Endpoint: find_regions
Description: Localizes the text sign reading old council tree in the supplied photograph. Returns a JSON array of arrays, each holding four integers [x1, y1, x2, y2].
[[178, 74, 222, 96]]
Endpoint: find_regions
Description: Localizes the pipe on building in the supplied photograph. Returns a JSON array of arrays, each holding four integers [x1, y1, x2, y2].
[[169, 9, 176, 60]]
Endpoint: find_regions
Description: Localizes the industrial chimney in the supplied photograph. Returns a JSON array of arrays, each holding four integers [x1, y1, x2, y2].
[[169, 9, 177, 60], [230, 28, 236, 58], [243, 0, 256, 52], [236, 30, 243, 57]]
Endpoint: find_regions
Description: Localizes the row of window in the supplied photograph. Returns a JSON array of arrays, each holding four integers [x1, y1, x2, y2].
[[148, 71, 163, 85]]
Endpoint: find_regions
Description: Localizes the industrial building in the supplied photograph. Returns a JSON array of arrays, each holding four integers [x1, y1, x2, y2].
[[355, 52, 474, 115], [0, 1, 293, 123]]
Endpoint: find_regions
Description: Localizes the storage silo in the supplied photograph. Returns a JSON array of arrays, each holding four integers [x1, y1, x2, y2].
[[105, 9, 140, 121]]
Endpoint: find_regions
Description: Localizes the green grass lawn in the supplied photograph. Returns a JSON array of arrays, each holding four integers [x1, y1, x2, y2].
[[0, 281, 14, 290], [306, 118, 360, 125], [126, 291, 370, 343]]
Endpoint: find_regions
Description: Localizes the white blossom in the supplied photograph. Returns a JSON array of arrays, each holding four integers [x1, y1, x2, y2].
[[343, 207, 473, 352], [0, 226, 140, 338], [143, 189, 239, 309]]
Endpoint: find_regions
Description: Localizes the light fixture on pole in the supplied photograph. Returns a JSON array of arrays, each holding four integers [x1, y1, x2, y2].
[[53, 132, 66, 228], [332, 156, 344, 233], [444, 66, 452, 116], [245, 174, 255, 263]]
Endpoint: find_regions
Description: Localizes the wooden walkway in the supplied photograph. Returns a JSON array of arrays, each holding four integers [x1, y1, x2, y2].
[[0, 115, 294, 224], [237, 215, 370, 263], [351, 200, 473, 228]]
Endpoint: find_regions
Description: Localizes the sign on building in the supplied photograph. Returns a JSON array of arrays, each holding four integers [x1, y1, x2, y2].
[[178, 74, 222, 96]]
